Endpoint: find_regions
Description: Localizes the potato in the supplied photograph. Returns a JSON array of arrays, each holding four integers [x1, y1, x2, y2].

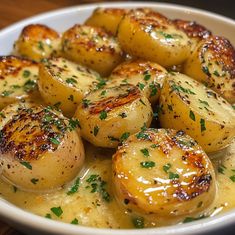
[[74, 84, 153, 148], [38, 57, 103, 117], [117, 8, 191, 67], [173, 19, 211, 51], [61, 24, 124, 76], [85, 7, 127, 35], [0, 55, 39, 110], [108, 60, 167, 104], [112, 128, 216, 217], [183, 36, 235, 103], [159, 72, 235, 152], [0, 101, 84, 192], [14, 24, 61, 61]]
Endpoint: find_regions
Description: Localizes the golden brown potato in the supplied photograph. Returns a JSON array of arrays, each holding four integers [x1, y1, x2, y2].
[[117, 8, 191, 67], [74, 84, 153, 148], [108, 60, 167, 104], [173, 19, 211, 51], [0, 101, 84, 192], [112, 128, 216, 217], [85, 7, 127, 35], [183, 36, 235, 103], [159, 72, 235, 153], [0, 55, 39, 110], [61, 24, 124, 76], [14, 24, 61, 61], [38, 57, 102, 117]]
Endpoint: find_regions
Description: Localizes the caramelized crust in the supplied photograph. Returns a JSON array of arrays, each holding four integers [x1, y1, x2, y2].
[[0, 106, 66, 161], [173, 19, 211, 40], [87, 86, 141, 114], [0, 55, 37, 79]]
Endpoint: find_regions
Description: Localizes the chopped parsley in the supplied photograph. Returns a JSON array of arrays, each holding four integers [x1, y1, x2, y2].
[[140, 148, 149, 157], [68, 118, 80, 130], [118, 112, 127, 118], [38, 41, 44, 51], [202, 66, 210, 76], [136, 132, 149, 140], [183, 215, 207, 223], [230, 175, 235, 182], [171, 83, 195, 95], [163, 163, 171, 173], [96, 78, 106, 89], [93, 125, 99, 136], [200, 118, 206, 132], [149, 83, 158, 97], [67, 177, 80, 195], [99, 110, 107, 120], [213, 70, 220, 76], [169, 171, 179, 180], [50, 206, 63, 217], [120, 132, 130, 142], [198, 99, 209, 106], [23, 70, 31, 78], [82, 99, 91, 108], [189, 110, 195, 121], [140, 161, 155, 168], [23, 79, 37, 92], [86, 174, 111, 202], [71, 218, 79, 225], [143, 71, 151, 81], [49, 137, 60, 145], [218, 165, 226, 174], [20, 161, 32, 170], [45, 213, 52, 219], [0, 112, 6, 118], [66, 78, 77, 85], [138, 83, 145, 90], [1, 90, 13, 97]]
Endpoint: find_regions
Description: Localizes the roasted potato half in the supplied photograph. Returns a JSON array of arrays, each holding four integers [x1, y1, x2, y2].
[[109, 60, 167, 104], [117, 8, 191, 67], [61, 24, 124, 76], [74, 84, 153, 148], [183, 36, 235, 103], [38, 57, 102, 117], [0, 55, 39, 110], [14, 24, 61, 61], [159, 72, 235, 152], [0, 102, 84, 192], [85, 7, 127, 35], [112, 128, 216, 217], [173, 19, 211, 51]]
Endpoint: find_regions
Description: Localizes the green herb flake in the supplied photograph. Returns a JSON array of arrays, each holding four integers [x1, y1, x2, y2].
[[218, 165, 226, 174], [66, 78, 77, 85], [213, 70, 220, 77], [96, 78, 106, 89], [171, 83, 195, 95], [120, 132, 130, 142], [67, 177, 80, 195], [189, 110, 195, 121], [20, 161, 32, 170], [132, 217, 144, 229], [11, 84, 21, 89], [23, 79, 37, 92], [230, 175, 235, 182], [1, 90, 13, 97], [0, 112, 6, 118], [100, 90, 107, 96], [198, 99, 209, 106], [136, 132, 149, 140], [202, 66, 210, 76], [140, 161, 155, 168], [143, 73, 151, 81], [30, 178, 39, 184], [71, 218, 79, 225], [49, 137, 60, 145], [38, 41, 44, 51], [50, 206, 63, 217], [200, 119, 206, 132], [150, 144, 159, 148], [23, 70, 31, 78], [163, 163, 172, 173], [82, 99, 91, 108], [68, 118, 80, 131], [138, 83, 145, 90], [108, 136, 119, 142], [140, 148, 149, 157], [93, 125, 99, 136], [99, 110, 107, 120], [45, 213, 52, 219], [169, 171, 179, 180]]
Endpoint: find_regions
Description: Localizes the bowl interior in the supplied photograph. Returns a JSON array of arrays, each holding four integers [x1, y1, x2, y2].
[[0, 2, 235, 235]]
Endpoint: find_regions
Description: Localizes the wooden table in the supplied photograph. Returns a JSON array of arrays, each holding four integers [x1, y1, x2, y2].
[[0, 0, 234, 234]]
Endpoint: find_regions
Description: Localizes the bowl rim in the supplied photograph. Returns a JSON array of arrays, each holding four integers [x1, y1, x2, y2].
[[0, 1, 235, 234]]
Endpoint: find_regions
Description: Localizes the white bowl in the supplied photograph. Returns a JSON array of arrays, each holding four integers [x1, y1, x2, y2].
[[0, 2, 235, 235]]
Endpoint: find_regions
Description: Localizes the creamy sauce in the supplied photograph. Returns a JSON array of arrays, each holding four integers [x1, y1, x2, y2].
[[0, 140, 235, 229]]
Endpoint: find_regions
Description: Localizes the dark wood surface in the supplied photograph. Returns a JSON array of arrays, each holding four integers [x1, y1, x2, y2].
[[0, 0, 234, 234]]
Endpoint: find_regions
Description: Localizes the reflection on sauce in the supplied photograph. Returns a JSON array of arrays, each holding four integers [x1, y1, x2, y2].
[[0, 141, 235, 229]]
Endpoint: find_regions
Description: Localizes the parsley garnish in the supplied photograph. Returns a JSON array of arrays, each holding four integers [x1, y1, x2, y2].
[[140, 148, 149, 157], [67, 177, 80, 195], [163, 163, 171, 173], [23, 70, 31, 78], [183, 215, 207, 223], [200, 119, 206, 132], [169, 171, 179, 180], [1, 90, 13, 97], [140, 161, 155, 168], [30, 178, 39, 184], [82, 99, 91, 108], [23, 79, 37, 92], [136, 132, 149, 140], [50, 206, 63, 217], [120, 132, 130, 142], [198, 99, 209, 106], [66, 78, 77, 85], [230, 175, 235, 182], [189, 110, 195, 121], [99, 110, 107, 120], [49, 137, 60, 145], [20, 161, 32, 170], [93, 125, 99, 136], [132, 217, 144, 228], [138, 83, 145, 90], [71, 218, 79, 225]]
